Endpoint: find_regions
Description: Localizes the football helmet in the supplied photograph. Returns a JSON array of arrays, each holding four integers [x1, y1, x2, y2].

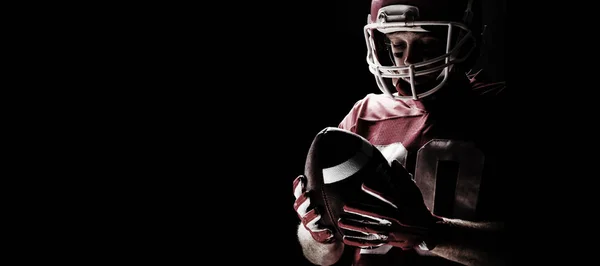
[[365, 0, 479, 100]]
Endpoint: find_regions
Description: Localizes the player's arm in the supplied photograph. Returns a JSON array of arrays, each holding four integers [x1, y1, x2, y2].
[[426, 218, 505, 266], [294, 175, 345, 265]]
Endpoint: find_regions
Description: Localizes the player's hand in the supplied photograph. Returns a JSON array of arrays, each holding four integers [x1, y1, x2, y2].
[[337, 160, 441, 250], [293, 174, 335, 244]]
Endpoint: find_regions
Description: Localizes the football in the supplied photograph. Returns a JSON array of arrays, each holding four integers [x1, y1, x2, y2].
[[304, 127, 393, 241]]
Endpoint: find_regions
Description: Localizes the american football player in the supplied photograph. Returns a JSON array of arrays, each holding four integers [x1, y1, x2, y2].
[[293, 0, 507, 265]]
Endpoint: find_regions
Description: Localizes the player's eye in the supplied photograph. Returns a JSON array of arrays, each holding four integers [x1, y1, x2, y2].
[[391, 42, 406, 58], [392, 42, 407, 50]]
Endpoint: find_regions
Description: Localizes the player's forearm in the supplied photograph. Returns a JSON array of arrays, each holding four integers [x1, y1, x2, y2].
[[429, 218, 506, 266], [297, 224, 345, 266]]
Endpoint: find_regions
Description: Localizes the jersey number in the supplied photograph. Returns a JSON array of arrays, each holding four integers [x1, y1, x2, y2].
[[411, 139, 484, 220]]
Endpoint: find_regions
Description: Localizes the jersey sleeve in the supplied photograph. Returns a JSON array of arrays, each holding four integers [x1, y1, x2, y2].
[[338, 98, 365, 133]]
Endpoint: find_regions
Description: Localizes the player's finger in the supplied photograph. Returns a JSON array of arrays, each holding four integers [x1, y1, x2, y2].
[[293, 175, 306, 198], [342, 235, 387, 249], [338, 217, 389, 235], [303, 208, 328, 231], [342, 204, 395, 225], [293, 192, 311, 218], [342, 204, 429, 235], [310, 228, 334, 243], [361, 183, 398, 209]]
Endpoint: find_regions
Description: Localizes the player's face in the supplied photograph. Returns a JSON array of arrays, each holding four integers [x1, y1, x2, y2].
[[386, 31, 445, 86]]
